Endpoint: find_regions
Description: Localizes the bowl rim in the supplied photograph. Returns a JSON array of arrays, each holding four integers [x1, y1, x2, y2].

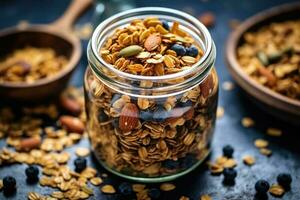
[[226, 2, 300, 115], [0, 25, 81, 88]]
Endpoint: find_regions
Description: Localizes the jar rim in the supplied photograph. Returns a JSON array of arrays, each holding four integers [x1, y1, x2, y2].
[[89, 7, 215, 82]]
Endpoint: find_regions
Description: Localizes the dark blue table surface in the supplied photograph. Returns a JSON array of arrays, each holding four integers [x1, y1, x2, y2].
[[0, 0, 299, 200]]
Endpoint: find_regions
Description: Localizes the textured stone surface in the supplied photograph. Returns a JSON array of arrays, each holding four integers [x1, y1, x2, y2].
[[0, 0, 299, 199]]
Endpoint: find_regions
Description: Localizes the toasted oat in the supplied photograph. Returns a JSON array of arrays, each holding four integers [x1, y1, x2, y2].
[[179, 196, 190, 200], [260, 148, 272, 156], [269, 184, 285, 197], [101, 185, 116, 194], [75, 147, 90, 157], [241, 117, 255, 128], [222, 81, 235, 91], [160, 183, 176, 191], [208, 162, 224, 174], [217, 106, 224, 119], [200, 194, 212, 200], [132, 184, 146, 192], [90, 177, 103, 186], [0, 179, 3, 190], [223, 159, 237, 168], [254, 139, 269, 148], [242, 155, 255, 166], [266, 128, 282, 137]]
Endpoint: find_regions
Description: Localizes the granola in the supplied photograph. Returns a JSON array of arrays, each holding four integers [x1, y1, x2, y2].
[[86, 17, 218, 178], [0, 47, 68, 83], [237, 20, 300, 100]]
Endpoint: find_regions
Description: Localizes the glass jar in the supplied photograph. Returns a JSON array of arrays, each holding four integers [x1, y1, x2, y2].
[[85, 7, 218, 183]]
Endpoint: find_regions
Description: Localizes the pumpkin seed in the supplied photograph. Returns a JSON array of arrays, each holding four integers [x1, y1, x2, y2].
[[118, 45, 143, 57]]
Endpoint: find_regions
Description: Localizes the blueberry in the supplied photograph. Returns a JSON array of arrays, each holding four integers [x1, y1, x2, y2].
[[112, 118, 119, 128], [74, 157, 87, 172], [277, 173, 292, 189], [98, 109, 109, 122], [180, 154, 197, 168], [163, 159, 180, 170], [148, 188, 161, 199], [3, 176, 16, 193], [25, 165, 39, 181], [118, 182, 133, 196], [111, 94, 122, 106], [186, 45, 199, 57], [161, 20, 169, 30], [153, 107, 169, 122], [223, 145, 234, 158], [140, 110, 153, 121], [223, 168, 237, 185], [171, 44, 186, 56], [255, 180, 270, 194]]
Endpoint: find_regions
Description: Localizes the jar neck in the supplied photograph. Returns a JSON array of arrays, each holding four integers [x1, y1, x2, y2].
[[87, 7, 216, 98]]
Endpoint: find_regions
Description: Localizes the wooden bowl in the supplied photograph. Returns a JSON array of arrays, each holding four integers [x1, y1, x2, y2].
[[226, 2, 300, 125], [0, 0, 92, 102]]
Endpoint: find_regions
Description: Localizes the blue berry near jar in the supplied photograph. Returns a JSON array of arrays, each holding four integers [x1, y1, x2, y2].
[[161, 20, 170, 30], [25, 165, 39, 182], [223, 168, 237, 185], [163, 159, 180, 170], [148, 188, 161, 199], [118, 182, 133, 196], [3, 176, 16, 194], [74, 157, 87, 172], [255, 180, 270, 194], [186, 45, 199, 57], [223, 145, 234, 158], [171, 44, 186, 56], [277, 173, 292, 189]]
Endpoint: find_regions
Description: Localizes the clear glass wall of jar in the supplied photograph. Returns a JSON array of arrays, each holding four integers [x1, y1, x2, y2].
[[85, 7, 218, 183]]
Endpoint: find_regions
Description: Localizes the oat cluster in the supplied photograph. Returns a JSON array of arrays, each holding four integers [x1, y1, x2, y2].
[[100, 17, 203, 76], [0, 47, 68, 83], [238, 20, 300, 100]]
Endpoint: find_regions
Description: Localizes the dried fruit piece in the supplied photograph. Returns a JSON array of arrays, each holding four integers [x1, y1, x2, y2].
[[144, 33, 161, 51], [59, 115, 85, 134], [119, 45, 143, 57], [101, 185, 116, 194], [160, 183, 176, 191], [119, 103, 139, 132]]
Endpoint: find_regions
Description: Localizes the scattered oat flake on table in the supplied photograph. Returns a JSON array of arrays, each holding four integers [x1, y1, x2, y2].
[[201, 194, 212, 200], [179, 196, 190, 200], [101, 185, 116, 194], [254, 139, 269, 148], [241, 117, 255, 128], [198, 12, 215, 27], [132, 184, 146, 192], [217, 106, 224, 119], [260, 148, 272, 156], [243, 155, 255, 166], [75, 147, 90, 157], [0, 179, 3, 190], [160, 183, 176, 191], [74, 23, 93, 40], [208, 162, 224, 174], [266, 128, 282, 137], [269, 184, 285, 197], [228, 19, 241, 30], [90, 177, 103, 186], [223, 158, 237, 168], [222, 81, 235, 91]]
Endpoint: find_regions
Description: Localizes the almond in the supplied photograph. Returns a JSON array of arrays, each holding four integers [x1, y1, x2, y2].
[[19, 137, 41, 151], [200, 74, 214, 98], [258, 66, 276, 87], [184, 107, 194, 120], [59, 115, 85, 134], [144, 33, 161, 51], [119, 103, 139, 132], [60, 95, 82, 116]]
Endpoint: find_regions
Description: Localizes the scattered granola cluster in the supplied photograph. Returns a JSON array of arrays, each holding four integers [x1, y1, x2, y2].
[[0, 47, 68, 83], [237, 20, 300, 100]]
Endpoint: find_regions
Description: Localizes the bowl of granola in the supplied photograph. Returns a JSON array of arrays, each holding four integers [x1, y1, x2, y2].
[[226, 2, 300, 124]]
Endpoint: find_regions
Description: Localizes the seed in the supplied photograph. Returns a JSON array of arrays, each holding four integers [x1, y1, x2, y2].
[[243, 155, 255, 166], [164, 55, 175, 68], [136, 51, 151, 59], [254, 139, 269, 148], [90, 177, 103, 186], [144, 33, 161, 51], [118, 45, 143, 57], [75, 147, 90, 157], [241, 117, 255, 128], [266, 128, 282, 137], [257, 51, 269, 66], [101, 185, 116, 194], [160, 183, 176, 191], [269, 184, 285, 197]]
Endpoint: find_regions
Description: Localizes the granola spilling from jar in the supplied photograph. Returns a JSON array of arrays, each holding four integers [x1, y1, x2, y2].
[[0, 47, 68, 83], [237, 20, 300, 100], [100, 17, 203, 75], [86, 17, 218, 178]]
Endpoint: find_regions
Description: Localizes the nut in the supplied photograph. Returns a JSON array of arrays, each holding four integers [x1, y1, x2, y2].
[[60, 95, 81, 116], [59, 115, 85, 134], [119, 103, 139, 131], [144, 33, 161, 51], [19, 137, 41, 151], [200, 74, 214, 98]]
